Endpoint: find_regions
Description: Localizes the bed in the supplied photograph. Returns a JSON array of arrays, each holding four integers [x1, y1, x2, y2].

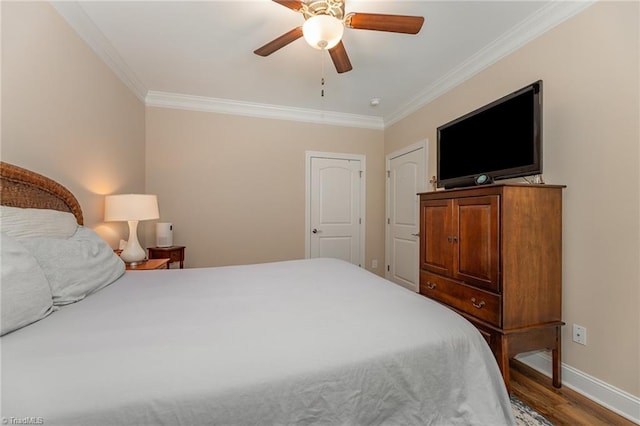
[[0, 161, 515, 425]]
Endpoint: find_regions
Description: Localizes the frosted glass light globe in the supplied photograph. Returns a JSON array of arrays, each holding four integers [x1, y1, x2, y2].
[[302, 15, 344, 50]]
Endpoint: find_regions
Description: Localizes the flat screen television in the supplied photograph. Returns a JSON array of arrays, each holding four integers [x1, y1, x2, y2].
[[437, 80, 542, 189]]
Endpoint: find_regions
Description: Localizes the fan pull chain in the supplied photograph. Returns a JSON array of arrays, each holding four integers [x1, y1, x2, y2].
[[319, 50, 326, 118], [321, 50, 326, 99]]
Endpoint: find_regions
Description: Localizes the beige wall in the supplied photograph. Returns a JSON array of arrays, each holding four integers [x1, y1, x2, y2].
[[1, 1, 146, 246], [145, 108, 385, 274], [385, 1, 640, 396]]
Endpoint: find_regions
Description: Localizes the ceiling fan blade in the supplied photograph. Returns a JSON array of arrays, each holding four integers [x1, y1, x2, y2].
[[254, 27, 303, 57], [329, 41, 352, 74], [346, 13, 424, 34], [272, 0, 304, 12]]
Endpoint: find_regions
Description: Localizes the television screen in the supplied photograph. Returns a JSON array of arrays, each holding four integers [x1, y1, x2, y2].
[[437, 81, 542, 188]]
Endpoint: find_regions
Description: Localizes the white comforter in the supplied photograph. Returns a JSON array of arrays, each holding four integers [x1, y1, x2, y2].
[[1, 258, 514, 425]]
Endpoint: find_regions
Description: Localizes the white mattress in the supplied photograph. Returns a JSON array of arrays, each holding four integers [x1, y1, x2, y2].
[[1, 258, 514, 425]]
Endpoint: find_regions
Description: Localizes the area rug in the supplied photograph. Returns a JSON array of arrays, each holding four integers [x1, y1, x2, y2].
[[511, 396, 554, 426]]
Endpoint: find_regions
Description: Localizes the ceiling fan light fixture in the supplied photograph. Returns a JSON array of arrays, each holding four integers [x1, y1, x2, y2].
[[302, 15, 344, 50]]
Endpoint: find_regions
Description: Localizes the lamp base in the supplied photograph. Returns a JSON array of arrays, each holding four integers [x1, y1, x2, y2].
[[120, 220, 148, 265]]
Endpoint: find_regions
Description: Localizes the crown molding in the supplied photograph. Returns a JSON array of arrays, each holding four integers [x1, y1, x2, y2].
[[50, 1, 148, 102], [53, 0, 594, 129], [52, 0, 381, 129], [384, 0, 596, 127], [146, 91, 385, 130]]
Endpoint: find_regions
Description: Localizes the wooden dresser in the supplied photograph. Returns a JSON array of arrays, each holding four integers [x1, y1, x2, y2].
[[418, 183, 565, 392]]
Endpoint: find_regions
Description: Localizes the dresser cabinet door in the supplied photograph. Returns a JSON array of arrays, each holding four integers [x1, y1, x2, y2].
[[420, 199, 453, 276], [453, 196, 500, 292]]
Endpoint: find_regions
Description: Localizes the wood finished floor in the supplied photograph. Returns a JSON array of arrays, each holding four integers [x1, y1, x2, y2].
[[510, 359, 636, 425]]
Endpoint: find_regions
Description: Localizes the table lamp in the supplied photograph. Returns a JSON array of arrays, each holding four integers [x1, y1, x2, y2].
[[104, 194, 159, 265]]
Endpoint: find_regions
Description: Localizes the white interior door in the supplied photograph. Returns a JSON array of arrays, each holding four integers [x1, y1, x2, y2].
[[308, 156, 363, 267], [386, 144, 426, 291]]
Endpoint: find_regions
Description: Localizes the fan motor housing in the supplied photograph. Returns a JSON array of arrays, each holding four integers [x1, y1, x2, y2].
[[302, 0, 345, 20]]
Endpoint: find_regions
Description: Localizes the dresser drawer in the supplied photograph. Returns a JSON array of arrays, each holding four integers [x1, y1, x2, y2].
[[167, 250, 183, 263], [420, 271, 501, 327]]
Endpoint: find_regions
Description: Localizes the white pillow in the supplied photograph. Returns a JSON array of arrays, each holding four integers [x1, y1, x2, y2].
[[21, 226, 125, 306], [0, 206, 78, 240], [1, 233, 54, 336]]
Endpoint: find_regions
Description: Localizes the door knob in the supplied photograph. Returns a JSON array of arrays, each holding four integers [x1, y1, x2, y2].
[[312, 228, 319, 234]]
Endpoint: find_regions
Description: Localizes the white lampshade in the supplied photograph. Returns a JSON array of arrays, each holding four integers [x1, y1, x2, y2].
[[104, 194, 159, 265], [302, 15, 344, 50], [104, 194, 159, 222]]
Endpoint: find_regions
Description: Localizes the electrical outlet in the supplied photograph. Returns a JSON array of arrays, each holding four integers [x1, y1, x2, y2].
[[372, 259, 378, 269], [572, 324, 587, 345]]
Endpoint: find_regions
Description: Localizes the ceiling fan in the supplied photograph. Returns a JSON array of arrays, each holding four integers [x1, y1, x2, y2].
[[254, 0, 425, 74]]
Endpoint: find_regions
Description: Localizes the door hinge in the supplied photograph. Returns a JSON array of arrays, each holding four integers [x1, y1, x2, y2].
[[387, 265, 390, 272], [359, 170, 363, 178], [359, 218, 362, 224], [386, 170, 390, 178], [387, 218, 390, 224]]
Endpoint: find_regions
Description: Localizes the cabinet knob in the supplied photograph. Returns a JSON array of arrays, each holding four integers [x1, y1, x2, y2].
[[425, 281, 436, 290], [411, 233, 420, 237], [471, 297, 485, 309], [447, 236, 453, 243]]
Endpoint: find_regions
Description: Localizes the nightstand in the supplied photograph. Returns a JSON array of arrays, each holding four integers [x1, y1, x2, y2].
[[126, 259, 169, 270], [147, 246, 186, 269]]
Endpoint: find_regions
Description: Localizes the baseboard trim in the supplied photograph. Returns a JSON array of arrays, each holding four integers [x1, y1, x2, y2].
[[517, 352, 640, 424]]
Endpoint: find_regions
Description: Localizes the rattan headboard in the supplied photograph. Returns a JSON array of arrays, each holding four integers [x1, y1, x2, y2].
[[0, 162, 84, 225]]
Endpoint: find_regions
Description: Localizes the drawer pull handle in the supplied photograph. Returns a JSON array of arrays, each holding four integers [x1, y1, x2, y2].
[[471, 298, 485, 309], [425, 281, 436, 290]]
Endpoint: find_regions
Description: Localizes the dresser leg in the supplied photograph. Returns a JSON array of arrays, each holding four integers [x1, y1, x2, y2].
[[552, 325, 562, 388], [493, 334, 511, 393]]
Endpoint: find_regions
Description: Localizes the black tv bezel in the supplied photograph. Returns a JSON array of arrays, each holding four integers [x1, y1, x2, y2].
[[436, 80, 543, 189]]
